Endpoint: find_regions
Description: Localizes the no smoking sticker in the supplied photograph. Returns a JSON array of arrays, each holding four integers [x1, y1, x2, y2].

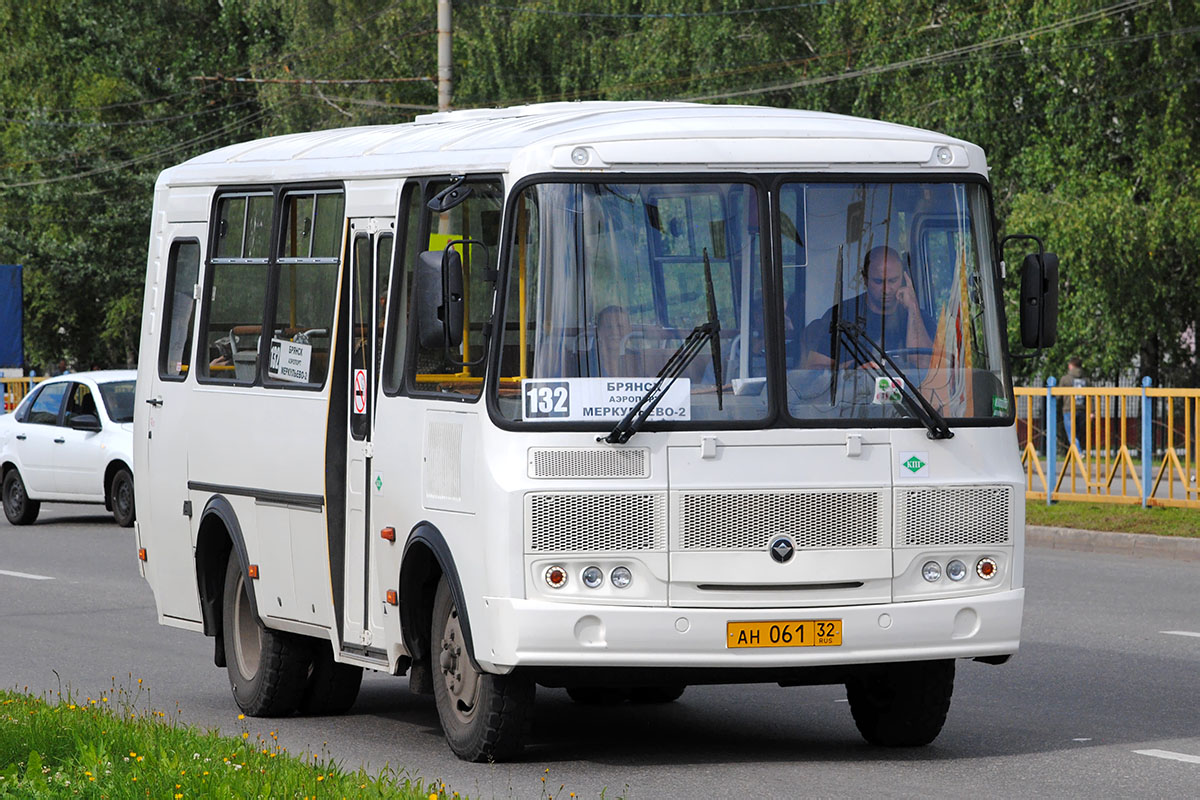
[[353, 369, 367, 415]]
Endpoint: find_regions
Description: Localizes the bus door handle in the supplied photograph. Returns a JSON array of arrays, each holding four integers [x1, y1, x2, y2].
[[54, 437, 65, 444], [146, 396, 163, 407], [15, 433, 26, 441]]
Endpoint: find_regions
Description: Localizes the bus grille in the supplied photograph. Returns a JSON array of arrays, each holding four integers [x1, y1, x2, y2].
[[526, 492, 667, 552], [895, 486, 1011, 546], [528, 447, 650, 479], [675, 490, 883, 550]]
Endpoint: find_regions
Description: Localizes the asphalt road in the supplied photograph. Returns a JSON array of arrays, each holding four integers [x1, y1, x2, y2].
[[2, 505, 1198, 799]]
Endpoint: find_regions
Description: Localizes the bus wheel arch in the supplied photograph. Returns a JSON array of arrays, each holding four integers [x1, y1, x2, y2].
[[398, 523, 479, 674], [194, 496, 251, 666]]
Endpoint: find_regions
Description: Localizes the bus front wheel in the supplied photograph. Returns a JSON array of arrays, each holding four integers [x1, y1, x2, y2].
[[845, 659, 954, 747], [431, 576, 533, 761], [222, 555, 310, 716]]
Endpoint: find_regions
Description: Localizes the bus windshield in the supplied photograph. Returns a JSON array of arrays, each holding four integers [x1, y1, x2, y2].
[[782, 181, 1008, 423], [496, 179, 1008, 427], [498, 181, 765, 425]]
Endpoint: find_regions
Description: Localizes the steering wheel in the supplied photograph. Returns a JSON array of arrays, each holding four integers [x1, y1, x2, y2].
[[882, 347, 934, 369]]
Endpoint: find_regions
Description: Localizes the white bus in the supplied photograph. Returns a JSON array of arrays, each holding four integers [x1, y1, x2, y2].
[[134, 102, 1057, 761]]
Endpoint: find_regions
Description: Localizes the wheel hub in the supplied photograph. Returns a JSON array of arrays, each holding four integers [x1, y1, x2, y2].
[[438, 606, 480, 722]]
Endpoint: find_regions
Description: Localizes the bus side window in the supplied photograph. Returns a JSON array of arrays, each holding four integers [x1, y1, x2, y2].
[[382, 184, 422, 396], [159, 240, 201, 380], [266, 190, 343, 389], [406, 178, 502, 400], [200, 193, 271, 383]]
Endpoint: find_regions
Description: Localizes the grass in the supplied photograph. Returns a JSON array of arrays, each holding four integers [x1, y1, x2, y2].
[[1026, 500, 1200, 538], [0, 678, 459, 799]]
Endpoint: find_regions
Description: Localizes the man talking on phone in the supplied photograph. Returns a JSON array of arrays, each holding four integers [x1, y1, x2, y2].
[[801, 245, 934, 370]]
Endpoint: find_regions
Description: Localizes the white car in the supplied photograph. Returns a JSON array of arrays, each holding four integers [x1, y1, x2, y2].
[[0, 370, 136, 527]]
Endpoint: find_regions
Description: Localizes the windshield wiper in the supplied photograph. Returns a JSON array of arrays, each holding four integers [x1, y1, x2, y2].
[[601, 321, 718, 444], [702, 248, 724, 412], [834, 319, 954, 440]]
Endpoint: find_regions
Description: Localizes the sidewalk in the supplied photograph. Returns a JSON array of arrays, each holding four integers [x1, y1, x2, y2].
[[1027, 525, 1200, 563]]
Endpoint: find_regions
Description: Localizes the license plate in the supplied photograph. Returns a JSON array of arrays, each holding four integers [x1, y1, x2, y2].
[[726, 619, 842, 648]]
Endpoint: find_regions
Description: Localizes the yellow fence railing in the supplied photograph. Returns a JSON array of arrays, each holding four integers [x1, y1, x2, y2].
[[1, 377, 45, 413], [1015, 380, 1200, 509]]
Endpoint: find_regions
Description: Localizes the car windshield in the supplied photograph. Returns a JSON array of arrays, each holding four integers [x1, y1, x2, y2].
[[782, 181, 1008, 422], [496, 181, 765, 426], [98, 380, 135, 423]]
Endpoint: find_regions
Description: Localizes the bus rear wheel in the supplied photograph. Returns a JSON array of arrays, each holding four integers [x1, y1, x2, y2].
[[845, 659, 954, 747], [431, 577, 533, 761], [222, 555, 310, 717], [300, 642, 363, 715]]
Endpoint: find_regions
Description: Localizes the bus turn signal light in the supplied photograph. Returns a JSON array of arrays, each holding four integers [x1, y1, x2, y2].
[[247, 564, 259, 579], [386, 589, 398, 605], [381, 527, 396, 542], [138, 548, 147, 562]]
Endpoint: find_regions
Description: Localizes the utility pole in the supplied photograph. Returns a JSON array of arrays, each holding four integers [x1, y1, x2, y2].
[[437, 0, 452, 112]]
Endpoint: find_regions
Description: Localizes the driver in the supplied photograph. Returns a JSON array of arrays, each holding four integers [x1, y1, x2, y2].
[[801, 245, 933, 369]]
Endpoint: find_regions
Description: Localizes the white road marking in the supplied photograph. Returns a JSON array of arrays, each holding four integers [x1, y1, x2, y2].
[[1072, 738, 1092, 742], [1161, 630, 1200, 639], [1134, 749, 1200, 765], [0, 568, 54, 581]]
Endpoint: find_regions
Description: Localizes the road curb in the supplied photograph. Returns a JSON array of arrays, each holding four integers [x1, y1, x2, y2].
[[1026, 525, 1200, 563]]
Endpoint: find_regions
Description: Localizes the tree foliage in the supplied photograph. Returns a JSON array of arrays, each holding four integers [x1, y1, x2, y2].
[[0, 0, 1195, 385]]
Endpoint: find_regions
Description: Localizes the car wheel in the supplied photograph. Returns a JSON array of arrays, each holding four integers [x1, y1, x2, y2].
[[3, 469, 40, 525], [222, 555, 310, 716], [431, 576, 534, 761], [110, 468, 135, 528], [846, 660, 955, 747]]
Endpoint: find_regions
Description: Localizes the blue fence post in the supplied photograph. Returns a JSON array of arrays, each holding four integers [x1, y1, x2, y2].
[[1046, 376, 1057, 505], [1141, 376, 1152, 508]]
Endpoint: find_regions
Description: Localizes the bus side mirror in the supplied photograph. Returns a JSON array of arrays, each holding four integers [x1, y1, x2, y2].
[[416, 247, 464, 349], [1020, 251, 1058, 349]]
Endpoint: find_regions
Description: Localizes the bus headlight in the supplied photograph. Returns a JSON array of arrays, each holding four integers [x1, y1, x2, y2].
[[946, 560, 968, 581], [581, 566, 604, 589], [921, 561, 942, 582], [610, 566, 632, 589]]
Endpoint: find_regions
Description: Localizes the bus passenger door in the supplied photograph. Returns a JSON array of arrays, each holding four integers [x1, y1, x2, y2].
[[343, 218, 394, 651], [141, 231, 204, 623]]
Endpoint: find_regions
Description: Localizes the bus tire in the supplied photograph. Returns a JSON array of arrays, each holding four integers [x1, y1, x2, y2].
[[300, 642, 363, 716], [431, 576, 533, 761], [222, 555, 310, 717], [846, 659, 954, 747], [3, 469, 40, 525], [629, 684, 686, 704], [109, 468, 135, 528]]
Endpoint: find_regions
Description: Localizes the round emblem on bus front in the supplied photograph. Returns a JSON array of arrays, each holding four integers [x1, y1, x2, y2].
[[769, 537, 795, 564]]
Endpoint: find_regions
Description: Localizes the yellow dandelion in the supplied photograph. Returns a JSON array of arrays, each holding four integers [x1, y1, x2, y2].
[[242, 732, 249, 739], [238, 713, 245, 720], [130, 752, 137, 758], [317, 775, 325, 782]]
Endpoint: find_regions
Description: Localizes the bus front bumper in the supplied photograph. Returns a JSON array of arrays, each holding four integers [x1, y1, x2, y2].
[[476, 588, 1023, 673]]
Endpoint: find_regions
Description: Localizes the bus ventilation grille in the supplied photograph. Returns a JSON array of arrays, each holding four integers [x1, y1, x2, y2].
[[895, 486, 1011, 547], [675, 490, 883, 550], [527, 447, 650, 479], [526, 492, 666, 551]]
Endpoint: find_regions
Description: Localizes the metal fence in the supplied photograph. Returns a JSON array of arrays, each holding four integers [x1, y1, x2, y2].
[[1015, 379, 1200, 508], [1, 377, 44, 412]]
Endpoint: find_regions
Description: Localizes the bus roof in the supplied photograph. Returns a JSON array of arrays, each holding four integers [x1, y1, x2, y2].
[[156, 101, 986, 187]]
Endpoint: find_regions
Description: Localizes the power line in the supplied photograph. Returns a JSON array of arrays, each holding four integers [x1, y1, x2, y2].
[[478, 1, 841, 18], [684, 0, 1154, 101]]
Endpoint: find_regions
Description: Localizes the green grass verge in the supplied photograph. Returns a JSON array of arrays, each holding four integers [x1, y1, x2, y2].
[[0, 682, 457, 799], [1026, 500, 1200, 538]]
